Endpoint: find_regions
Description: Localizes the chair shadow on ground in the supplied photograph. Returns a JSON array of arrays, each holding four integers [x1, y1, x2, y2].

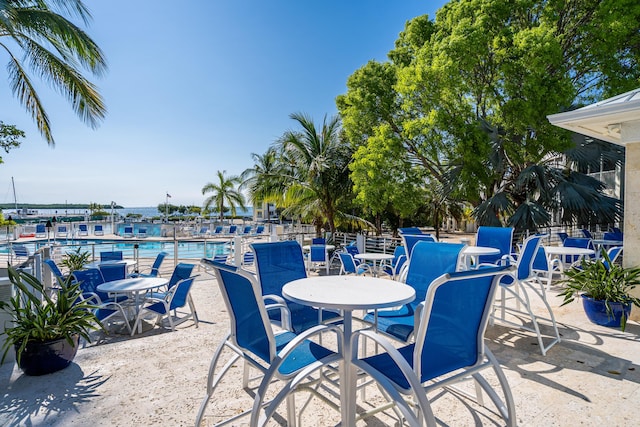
[[487, 319, 640, 403], [0, 364, 109, 426]]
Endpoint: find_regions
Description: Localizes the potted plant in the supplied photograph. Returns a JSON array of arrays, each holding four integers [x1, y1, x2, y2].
[[559, 249, 640, 331], [60, 247, 91, 272], [0, 266, 99, 375]]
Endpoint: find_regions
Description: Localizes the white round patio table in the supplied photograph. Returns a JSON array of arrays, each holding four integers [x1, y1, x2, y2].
[[97, 277, 169, 333], [354, 253, 394, 277], [85, 259, 137, 269], [543, 246, 595, 268], [461, 246, 501, 269], [283, 276, 415, 427]]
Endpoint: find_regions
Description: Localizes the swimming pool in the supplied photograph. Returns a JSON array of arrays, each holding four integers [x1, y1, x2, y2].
[[2, 240, 231, 260]]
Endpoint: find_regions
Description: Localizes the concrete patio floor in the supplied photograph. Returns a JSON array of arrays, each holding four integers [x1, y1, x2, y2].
[[1, 260, 639, 426]]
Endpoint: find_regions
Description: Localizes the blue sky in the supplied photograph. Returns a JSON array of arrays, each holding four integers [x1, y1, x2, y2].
[[0, 0, 446, 208]]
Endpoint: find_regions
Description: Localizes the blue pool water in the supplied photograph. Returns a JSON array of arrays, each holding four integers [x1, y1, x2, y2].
[[2, 240, 230, 260]]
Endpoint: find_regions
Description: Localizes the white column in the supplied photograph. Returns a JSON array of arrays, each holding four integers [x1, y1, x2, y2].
[[624, 142, 640, 320]]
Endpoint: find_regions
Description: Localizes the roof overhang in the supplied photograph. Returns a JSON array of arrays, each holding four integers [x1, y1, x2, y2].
[[547, 88, 640, 146]]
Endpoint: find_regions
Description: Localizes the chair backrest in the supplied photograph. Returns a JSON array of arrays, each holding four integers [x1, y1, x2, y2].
[[603, 246, 623, 270], [43, 259, 64, 283], [251, 241, 307, 297], [557, 232, 568, 243], [99, 263, 127, 282], [100, 251, 123, 261], [345, 244, 359, 256], [167, 276, 196, 310], [138, 228, 147, 236], [168, 263, 195, 289], [72, 268, 108, 301], [603, 231, 623, 241], [312, 237, 326, 245], [79, 224, 88, 232], [405, 241, 465, 305], [213, 225, 223, 234], [210, 260, 275, 363], [255, 225, 265, 234], [243, 251, 255, 266], [310, 245, 327, 262], [228, 225, 237, 234], [563, 237, 593, 249], [36, 224, 46, 234], [532, 246, 549, 271], [338, 252, 359, 274], [401, 234, 437, 260], [12, 244, 29, 258], [150, 252, 168, 276], [475, 226, 514, 264], [392, 246, 406, 265], [413, 266, 511, 382], [123, 226, 133, 236], [242, 226, 251, 234], [57, 225, 68, 234], [513, 235, 542, 281], [398, 227, 423, 235], [94, 224, 104, 235], [581, 229, 593, 239]]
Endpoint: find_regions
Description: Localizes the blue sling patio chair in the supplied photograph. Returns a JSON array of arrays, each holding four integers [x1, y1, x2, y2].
[[43, 258, 67, 288], [581, 228, 593, 239], [100, 251, 123, 262], [381, 246, 408, 279], [99, 262, 127, 282], [146, 262, 195, 299], [397, 227, 424, 235], [532, 245, 563, 290], [137, 227, 148, 238], [211, 225, 223, 235], [122, 226, 134, 238], [363, 241, 465, 343], [562, 237, 595, 265], [131, 276, 199, 336], [129, 251, 167, 278], [475, 226, 514, 265], [338, 252, 369, 276], [254, 225, 265, 235], [71, 268, 128, 306], [306, 244, 329, 274], [194, 261, 342, 427], [227, 225, 237, 235], [353, 266, 517, 427], [55, 225, 69, 239], [400, 233, 437, 261], [251, 240, 341, 334], [492, 234, 561, 356], [11, 244, 30, 264]]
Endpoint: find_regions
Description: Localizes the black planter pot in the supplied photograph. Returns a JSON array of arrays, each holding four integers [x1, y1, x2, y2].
[[581, 295, 632, 328], [16, 335, 79, 376]]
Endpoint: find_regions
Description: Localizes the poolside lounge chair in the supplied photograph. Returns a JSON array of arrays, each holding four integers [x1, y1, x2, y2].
[[137, 227, 148, 238], [240, 225, 252, 235], [35, 224, 46, 238], [77, 224, 89, 237], [94, 224, 104, 236], [55, 225, 69, 239], [122, 226, 134, 238], [195, 226, 208, 237], [210, 225, 223, 236], [353, 266, 516, 426], [194, 261, 341, 427], [227, 225, 237, 235], [254, 225, 265, 235], [132, 276, 199, 336], [11, 244, 30, 264]]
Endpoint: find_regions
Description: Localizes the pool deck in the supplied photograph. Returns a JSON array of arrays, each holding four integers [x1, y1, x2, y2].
[[1, 258, 640, 426]]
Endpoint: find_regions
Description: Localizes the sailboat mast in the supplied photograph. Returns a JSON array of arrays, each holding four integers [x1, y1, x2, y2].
[[11, 177, 17, 211]]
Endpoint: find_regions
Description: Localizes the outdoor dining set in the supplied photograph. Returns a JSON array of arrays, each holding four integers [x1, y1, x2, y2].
[[188, 225, 624, 426], [42, 224, 622, 426]]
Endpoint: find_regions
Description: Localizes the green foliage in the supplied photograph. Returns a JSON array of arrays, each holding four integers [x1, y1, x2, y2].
[[60, 248, 91, 272], [0, 0, 107, 145], [0, 266, 99, 364], [558, 249, 640, 331], [0, 121, 24, 163]]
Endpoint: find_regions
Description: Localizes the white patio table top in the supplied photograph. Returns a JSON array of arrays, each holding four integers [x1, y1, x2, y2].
[[283, 276, 415, 426]]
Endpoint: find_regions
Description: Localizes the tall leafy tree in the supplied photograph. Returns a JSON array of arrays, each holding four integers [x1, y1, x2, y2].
[[0, 0, 106, 145], [339, 0, 638, 233], [240, 147, 282, 221], [0, 121, 24, 163], [202, 170, 246, 222]]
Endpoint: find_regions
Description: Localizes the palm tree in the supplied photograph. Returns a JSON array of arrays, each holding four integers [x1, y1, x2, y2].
[[202, 170, 246, 222], [0, 0, 107, 145], [240, 147, 281, 221], [277, 112, 353, 235]]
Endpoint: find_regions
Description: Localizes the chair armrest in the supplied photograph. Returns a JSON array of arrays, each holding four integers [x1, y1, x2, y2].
[[265, 303, 292, 332]]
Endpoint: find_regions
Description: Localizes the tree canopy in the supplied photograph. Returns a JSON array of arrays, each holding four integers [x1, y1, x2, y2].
[[337, 0, 638, 233]]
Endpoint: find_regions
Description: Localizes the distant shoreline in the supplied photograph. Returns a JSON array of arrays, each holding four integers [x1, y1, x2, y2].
[[0, 203, 124, 210]]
